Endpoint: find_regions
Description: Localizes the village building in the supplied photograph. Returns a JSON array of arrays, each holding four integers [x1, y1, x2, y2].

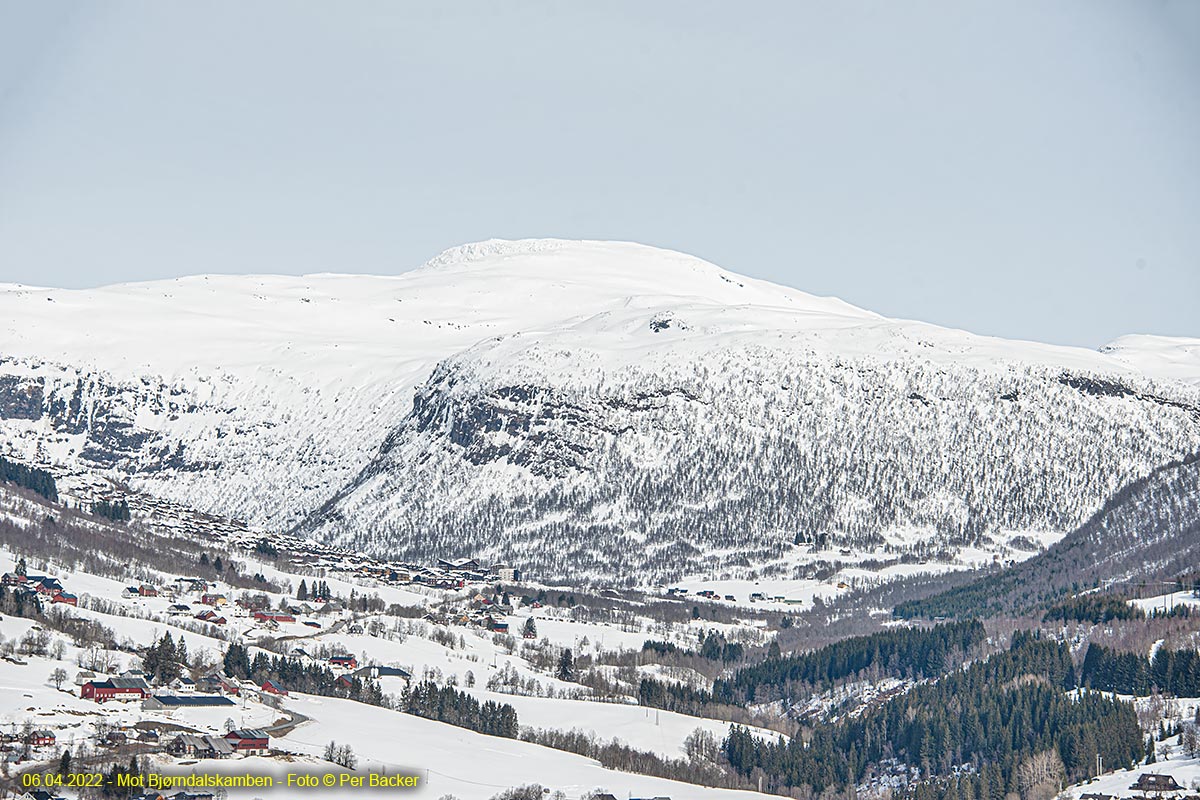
[[173, 577, 209, 594], [32, 577, 65, 595], [491, 563, 519, 582], [224, 729, 269, 755], [168, 675, 196, 692], [329, 654, 358, 670], [1130, 774, 1185, 798], [143, 694, 237, 711], [354, 665, 411, 681], [437, 557, 481, 573], [29, 730, 55, 746], [168, 733, 235, 759], [81, 677, 150, 703]]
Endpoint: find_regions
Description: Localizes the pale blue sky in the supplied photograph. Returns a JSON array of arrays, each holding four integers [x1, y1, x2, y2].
[[0, 1, 1196, 347]]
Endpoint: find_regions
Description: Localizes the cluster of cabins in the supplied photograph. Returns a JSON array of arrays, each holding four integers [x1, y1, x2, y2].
[[0, 727, 58, 763], [78, 668, 287, 706], [169, 728, 270, 759], [284, 552, 521, 592], [1, 571, 78, 606]]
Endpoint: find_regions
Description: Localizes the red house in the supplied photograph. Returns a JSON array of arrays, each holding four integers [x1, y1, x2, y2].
[[81, 678, 149, 703], [224, 728, 269, 755], [260, 680, 287, 696], [51, 592, 78, 606], [30, 730, 56, 746], [33, 577, 65, 595], [329, 655, 357, 670], [252, 611, 295, 624]]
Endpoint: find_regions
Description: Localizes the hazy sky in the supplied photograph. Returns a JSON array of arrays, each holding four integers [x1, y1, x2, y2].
[[0, 2, 1196, 348]]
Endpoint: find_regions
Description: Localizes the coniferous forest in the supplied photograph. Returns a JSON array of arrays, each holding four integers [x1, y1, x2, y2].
[[721, 633, 1144, 796], [1080, 643, 1200, 696], [0, 453, 57, 502]]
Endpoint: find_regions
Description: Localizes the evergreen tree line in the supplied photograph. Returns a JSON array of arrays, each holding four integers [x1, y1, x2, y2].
[[400, 679, 519, 738], [719, 620, 986, 704], [1043, 594, 1143, 624], [638, 621, 986, 712], [297, 579, 332, 601], [721, 633, 1144, 795], [0, 454, 58, 502], [1081, 643, 1200, 696], [91, 498, 131, 522], [642, 629, 745, 663]]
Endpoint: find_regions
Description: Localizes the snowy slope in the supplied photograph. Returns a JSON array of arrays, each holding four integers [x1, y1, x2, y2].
[[1, 239, 1198, 582], [277, 691, 775, 800], [0, 240, 871, 526], [1102, 334, 1200, 386]]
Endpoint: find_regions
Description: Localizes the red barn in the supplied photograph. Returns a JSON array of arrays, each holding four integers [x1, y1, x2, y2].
[[261, 680, 287, 696], [81, 678, 149, 703], [30, 730, 56, 746], [51, 592, 78, 606], [329, 655, 357, 670]]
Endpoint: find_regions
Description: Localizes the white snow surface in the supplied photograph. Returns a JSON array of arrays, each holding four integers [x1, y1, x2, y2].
[[0, 239, 1196, 568]]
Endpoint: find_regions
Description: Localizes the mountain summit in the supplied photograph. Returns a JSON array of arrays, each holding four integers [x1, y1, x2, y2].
[[0, 240, 1197, 581]]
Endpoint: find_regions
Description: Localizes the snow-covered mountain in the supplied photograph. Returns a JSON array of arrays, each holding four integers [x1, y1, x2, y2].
[[1, 239, 1198, 582]]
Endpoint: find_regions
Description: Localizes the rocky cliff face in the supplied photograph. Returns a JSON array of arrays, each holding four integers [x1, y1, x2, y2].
[[298, 327, 1200, 582]]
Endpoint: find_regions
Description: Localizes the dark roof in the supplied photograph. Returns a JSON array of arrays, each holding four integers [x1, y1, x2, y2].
[[148, 695, 236, 707], [226, 728, 268, 740], [1132, 775, 1184, 792], [88, 678, 149, 691], [354, 665, 411, 678]]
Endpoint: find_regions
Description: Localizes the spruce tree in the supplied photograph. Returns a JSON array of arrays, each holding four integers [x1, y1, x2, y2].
[[556, 649, 575, 682]]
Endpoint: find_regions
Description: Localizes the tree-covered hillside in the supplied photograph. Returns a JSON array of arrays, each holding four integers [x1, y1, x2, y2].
[[895, 453, 1200, 619]]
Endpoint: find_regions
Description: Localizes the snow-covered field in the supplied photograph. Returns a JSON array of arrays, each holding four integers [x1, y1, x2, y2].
[[277, 692, 773, 800], [1130, 591, 1200, 615]]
